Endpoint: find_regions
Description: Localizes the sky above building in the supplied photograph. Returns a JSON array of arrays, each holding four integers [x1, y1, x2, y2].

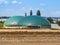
[[0, 0, 60, 17]]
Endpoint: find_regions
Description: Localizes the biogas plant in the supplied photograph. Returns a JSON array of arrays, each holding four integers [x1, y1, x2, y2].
[[4, 15, 51, 29]]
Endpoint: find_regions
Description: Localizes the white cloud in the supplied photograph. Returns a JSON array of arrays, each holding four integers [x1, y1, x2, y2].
[[4, 1, 8, 4], [18, 2, 22, 4], [0, 0, 5, 2], [50, 11, 60, 15], [40, 3, 46, 6], [0, 0, 8, 4], [12, 0, 22, 4], [28, 7, 33, 10], [12, 0, 17, 4], [0, 0, 22, 5]]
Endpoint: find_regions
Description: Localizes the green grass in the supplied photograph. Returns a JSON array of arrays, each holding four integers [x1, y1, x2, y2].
[[51, 28, 59, 30], [0, 23, 3, 28]]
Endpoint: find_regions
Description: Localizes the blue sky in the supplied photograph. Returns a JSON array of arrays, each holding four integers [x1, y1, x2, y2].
[[0, 0, 60, 17]]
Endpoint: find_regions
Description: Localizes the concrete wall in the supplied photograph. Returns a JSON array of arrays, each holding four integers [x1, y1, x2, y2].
[[51, 24, 60, 29], [0, 19, 7, 22]]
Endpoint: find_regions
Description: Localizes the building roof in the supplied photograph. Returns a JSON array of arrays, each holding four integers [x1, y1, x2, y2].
[[4, 16, 24, 25], [19, 16, 51, 26]]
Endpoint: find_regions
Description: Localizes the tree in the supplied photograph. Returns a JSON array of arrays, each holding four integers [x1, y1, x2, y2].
[[56, 21, 60, 26], [36, 10, 41, 16], [47, 17, 54, 23], [30, 10, 33, 16], [25, 12, 27, 16]]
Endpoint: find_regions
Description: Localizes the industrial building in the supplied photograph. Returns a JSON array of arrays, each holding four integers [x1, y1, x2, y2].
[[4, 16, 51, 29]]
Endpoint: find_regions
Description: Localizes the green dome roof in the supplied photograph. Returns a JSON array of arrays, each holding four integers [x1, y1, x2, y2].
[[19, 16, 51, 26], [4, 16, 24, 25]]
